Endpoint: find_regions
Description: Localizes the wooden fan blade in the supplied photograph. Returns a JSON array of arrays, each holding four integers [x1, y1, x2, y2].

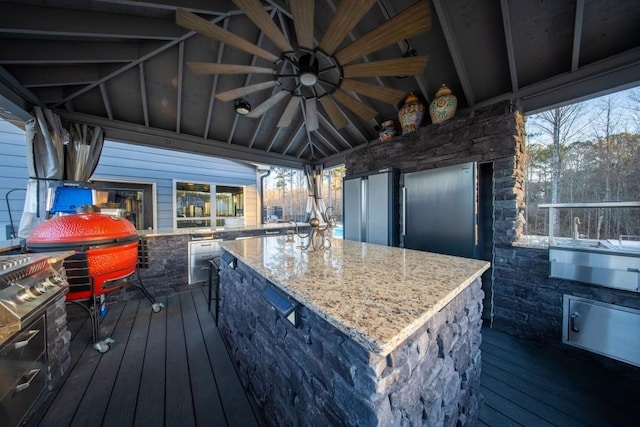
[[247, 91, 289, 118], [290, 0, 315, 50], [215, 81, 277, 102], [331, 90, 378, 122], [319, 96, 348, 129], [305, 98, 319, 131], [176, 8, 278, 62], [340, 79, 406, 105], [343, 56, 429, 78], [278, 97, 301, 127], [187, 62, 274, 75], [335, 0, 432, 65], [319, 0, 376, 55], [232, 0, 293, 52]]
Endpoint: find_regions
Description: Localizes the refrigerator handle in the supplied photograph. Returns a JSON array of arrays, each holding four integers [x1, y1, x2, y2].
[[401, 186, 407, 236]]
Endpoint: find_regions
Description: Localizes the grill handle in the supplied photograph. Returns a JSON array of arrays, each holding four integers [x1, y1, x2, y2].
[[14, 329, 39, 350], [15, 368, 40, 393]]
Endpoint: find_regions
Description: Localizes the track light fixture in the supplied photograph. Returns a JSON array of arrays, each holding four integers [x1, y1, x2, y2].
[[234, 98, 251, 115]]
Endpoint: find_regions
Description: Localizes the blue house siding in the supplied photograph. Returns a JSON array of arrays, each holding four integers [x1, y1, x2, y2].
[[0, 120, 29, 237], [0, 119, 258, 234], [93, 141, 257, 229]]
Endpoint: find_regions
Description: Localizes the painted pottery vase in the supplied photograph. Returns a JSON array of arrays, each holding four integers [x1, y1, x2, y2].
[[398, 92, 425, 135], [429, 84, 457, 124], [379, 119, 396, 142]]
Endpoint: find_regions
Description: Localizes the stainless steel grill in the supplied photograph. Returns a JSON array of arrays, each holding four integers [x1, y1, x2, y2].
[[0, 252, 71, 344]]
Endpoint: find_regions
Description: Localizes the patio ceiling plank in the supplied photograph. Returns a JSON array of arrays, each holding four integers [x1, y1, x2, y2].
[[0, 40, 146, 65], [0, 3, 182, 40]]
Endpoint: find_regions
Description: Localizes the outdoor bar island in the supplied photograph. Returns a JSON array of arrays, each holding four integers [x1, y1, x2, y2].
[[218, 236, 490, 426]]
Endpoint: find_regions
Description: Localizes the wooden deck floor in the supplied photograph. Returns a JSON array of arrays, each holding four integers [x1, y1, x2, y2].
[[479, 326, 639, 427], [27, 289, 638, 427], [27, 288, 258, 427]]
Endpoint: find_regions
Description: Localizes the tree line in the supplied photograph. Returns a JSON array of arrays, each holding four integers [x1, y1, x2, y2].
[[524, 89, 640, 240]]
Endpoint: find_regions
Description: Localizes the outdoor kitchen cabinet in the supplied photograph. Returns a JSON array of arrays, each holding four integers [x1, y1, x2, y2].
[[563, 295, 640, 367], [188, 239, 221, 285]]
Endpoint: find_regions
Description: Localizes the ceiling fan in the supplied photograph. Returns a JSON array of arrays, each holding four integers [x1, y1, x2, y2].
[[176, 0, 431, 132]]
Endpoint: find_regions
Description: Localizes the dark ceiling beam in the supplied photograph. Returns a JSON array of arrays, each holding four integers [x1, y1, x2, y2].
[[139, 63, 150, 127], [266, 127, 283, 152], [31, 87, 64, 105], [325, 0, 383, 131], [499, 0, 518, 93], [0, 3, 181, 40], [11, 64, 120, 88], [0, 67, 40, 121], [53, 14, 228, 108], [226, 11, 273, 145], [93, 0, 239, 16], [431, 0, 475, 107], [99, 83, 114, 120], [176, 41, 185, 134], [376, 0, 430, 102], [571, 0, 586, 72], [318, 114, 352, 149], [0, 40, 147, 65], [55, 110, 307, 168], [205, 18, 229, 139], [471, 47, 640, 114], [313, 128, 340, 154], [281, 120, 306, 155], [310, 139, 329, 159], [295, 140, 311, 159], [248, 53, 290, 149]]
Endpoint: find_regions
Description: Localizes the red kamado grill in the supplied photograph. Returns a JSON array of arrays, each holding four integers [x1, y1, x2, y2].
[[25, 211, 164, 352], [26, 212, 139, 301]]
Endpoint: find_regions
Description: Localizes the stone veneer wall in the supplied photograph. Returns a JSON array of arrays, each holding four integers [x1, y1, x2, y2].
[[46, 295, 71, 388], [493, 245, 640, 346], [218, 254, 485, 426]]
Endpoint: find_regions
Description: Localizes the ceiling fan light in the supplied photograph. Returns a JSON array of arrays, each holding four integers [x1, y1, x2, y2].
[[299, 71, 318, 86], [234, 98, 251, 115]]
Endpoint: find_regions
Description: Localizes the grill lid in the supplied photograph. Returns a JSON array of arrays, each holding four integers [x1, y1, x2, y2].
[[26, 212, 138, 248]]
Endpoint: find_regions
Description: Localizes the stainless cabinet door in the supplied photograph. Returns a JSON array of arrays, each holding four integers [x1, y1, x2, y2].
[[343, 177, 363, 242], [367, 172, 391, 245], [564, 295, 640, 367]]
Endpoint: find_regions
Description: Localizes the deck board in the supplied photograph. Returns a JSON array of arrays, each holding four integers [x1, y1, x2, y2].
[[164, 293, 196, 426], [192, 287, 259, 427], [103, 298, 152, 426], [34, 302, 125, 426], [479, 326, 639, 426], [133, 295, 168, 427], [70, 300, 140, 426], [29, 289, 639, 427], [180, 291, 227, 425]]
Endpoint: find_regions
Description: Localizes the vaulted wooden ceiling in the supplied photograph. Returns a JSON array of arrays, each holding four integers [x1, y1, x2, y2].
[[0, 0, 639, 168]]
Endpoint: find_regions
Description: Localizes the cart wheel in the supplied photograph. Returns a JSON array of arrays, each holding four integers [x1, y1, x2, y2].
[[152, 303, 164, 313], [94, 342, 110, 353]]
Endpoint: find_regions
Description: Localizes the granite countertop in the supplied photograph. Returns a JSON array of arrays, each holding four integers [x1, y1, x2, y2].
[[139, 222, 304, 238], [220, 236, 490, 356]]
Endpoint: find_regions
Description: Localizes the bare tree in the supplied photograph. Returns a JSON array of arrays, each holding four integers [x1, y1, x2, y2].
[[529, 103, 586, 234]]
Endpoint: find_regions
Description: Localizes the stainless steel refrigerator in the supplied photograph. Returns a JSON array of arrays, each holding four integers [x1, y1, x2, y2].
[[343, 169, 399, 246], [402, 162, 477, 258]]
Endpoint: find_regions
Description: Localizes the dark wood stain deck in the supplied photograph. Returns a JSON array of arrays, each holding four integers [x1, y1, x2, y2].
[[27, 289, 638, 426]]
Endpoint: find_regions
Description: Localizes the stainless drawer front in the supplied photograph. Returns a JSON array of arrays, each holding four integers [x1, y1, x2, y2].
[[550, 248, 639, 292], [189, 240, 221, 255], [563, 295, 640, 367]]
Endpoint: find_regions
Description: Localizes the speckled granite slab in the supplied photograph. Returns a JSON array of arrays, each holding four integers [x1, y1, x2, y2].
[[220, 236, 490, 356]]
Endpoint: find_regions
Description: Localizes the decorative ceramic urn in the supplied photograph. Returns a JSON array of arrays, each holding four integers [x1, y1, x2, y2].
[[379, 119, 396, 142], [398, 92, 425, 135], [429, 84, 457, 124]]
